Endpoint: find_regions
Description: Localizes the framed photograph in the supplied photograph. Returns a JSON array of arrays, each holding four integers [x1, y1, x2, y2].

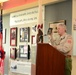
[[3, 29, 6, 44], [20, 27, 30, 42], [31, 35, 36, 44], [10, 27, 17, 46], [10, 48, 17, 60], [49, 20, 66, 27], [19, 45, 30, 59], [49, 20, 66, 32]]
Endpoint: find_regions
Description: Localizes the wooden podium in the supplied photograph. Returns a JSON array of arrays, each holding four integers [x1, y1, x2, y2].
[[36, 43, 65, 75]]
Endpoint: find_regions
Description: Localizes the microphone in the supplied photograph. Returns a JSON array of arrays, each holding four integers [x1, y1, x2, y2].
[[43, 34, 47, 36], [39, 34, 47, 39], [41, 34, 47, 36]]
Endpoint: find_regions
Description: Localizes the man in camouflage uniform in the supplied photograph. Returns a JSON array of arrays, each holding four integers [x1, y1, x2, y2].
[[54, 23, 73, 75]]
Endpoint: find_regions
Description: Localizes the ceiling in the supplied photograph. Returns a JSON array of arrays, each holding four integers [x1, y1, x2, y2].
[[2, 0, 66, 15]]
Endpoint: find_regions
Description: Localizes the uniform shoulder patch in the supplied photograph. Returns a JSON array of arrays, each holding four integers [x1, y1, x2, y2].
[[67, 35, 72, 44], [67, 39, 72, 43]]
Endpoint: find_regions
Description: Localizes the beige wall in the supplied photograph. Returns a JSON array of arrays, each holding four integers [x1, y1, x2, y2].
[[72, 0, 76, 75]]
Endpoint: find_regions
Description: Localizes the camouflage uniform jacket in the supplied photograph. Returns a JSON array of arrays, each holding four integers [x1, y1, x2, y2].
[[56, 33, 73, 56]]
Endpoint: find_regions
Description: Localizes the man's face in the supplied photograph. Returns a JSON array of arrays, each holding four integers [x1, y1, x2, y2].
[[57, 26, 65, 36]]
